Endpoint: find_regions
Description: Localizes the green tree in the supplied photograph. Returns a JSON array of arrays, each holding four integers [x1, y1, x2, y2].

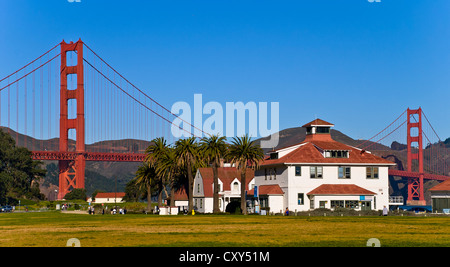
[[0, 129, 46, 205], [146, 137, 173, 206], [200, 134, 228, 213], [134, 162, 157, 212], [64, 188, 87, 201], [124, 178, 142, 202], [174, 137, 201, 212], [155, 147, 179, 206], [228, 134, 265, 215]]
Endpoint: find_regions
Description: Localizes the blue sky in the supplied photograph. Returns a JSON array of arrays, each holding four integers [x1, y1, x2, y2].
[[1, 0, 450, 141]]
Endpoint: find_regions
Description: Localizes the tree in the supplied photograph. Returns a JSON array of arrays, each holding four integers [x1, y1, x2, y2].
[[64, 188, 87, 201], [0, 129, 46, 205], [123, 178, 142, 202], [228, 134, 265, 215], [155, 147, 179, 206], [200, 134, 228, 213], [145, 137, 171, 206], [174, 137, 201, 212], [134, 162, 157, 212]]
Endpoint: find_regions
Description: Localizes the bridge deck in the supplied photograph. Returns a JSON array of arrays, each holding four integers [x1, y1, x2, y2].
[[32, 151, 146, 162], [388, 169, 449, 181]]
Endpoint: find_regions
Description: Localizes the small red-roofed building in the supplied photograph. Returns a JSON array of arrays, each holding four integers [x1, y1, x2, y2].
[[89, 192, 126, 204], [429, 179, 450, 213]]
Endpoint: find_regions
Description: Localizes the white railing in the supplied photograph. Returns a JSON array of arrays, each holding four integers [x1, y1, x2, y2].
[[389, 196, 404, 205]]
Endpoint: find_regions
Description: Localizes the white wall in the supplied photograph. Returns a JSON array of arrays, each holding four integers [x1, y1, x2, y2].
[[255, 165, 390, 212], [268, 195, 284, 214]]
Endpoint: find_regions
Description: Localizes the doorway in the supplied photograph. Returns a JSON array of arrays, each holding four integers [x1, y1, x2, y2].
[[361, 201, 372, 211]]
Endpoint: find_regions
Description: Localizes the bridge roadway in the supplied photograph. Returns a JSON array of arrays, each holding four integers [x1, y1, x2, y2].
[[32, 151, 450, 181], [388, 169, 449, 181], [31, 151, 146, 162]]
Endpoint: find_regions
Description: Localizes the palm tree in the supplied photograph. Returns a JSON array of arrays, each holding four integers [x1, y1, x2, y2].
[[134, 162, 157, 212], [156, 147, 178, 206], [145, 137, 169, 164], [174, 137, 200, 212], [228, 134, 265, 215], [145, 137, 170, 206], [200, 134, 228, 213]]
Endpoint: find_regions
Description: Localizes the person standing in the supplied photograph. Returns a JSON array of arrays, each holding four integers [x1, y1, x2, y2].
[[382, 206, 388, 216]]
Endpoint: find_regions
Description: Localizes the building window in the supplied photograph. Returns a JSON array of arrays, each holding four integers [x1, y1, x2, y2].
[[295, 166, 302, 176], [310, 166, 323, 179], [331, 200, 345, 209], [316, 127, 330, 134], [270, 152, 279, 159], [197, 184, 200, 193], [345, 200, 359, 209], [260, 197, 268, 208], [298, 193, 304, 205], [233, 182, 239, 192], [366, 167, 379, 179], [338, 166, 351, 179], [319, 201, 326, 209], [265, 168, 267, 180], [326, 150, 349, 158], [267, 168, 276, 180]]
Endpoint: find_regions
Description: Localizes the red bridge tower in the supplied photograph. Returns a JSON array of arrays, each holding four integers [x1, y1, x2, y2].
[[406, 108, 425, 205], [58, 40, 86, 199]]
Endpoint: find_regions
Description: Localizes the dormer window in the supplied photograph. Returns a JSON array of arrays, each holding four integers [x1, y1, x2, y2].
[[270, 152, 279, 160], [316, 127, 330, 134], [325, 150, 349, 158]]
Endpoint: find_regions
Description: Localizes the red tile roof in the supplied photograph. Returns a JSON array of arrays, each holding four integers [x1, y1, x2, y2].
[[429, 179, 450, 192], [311, 140, 352, 150], [262, 141, 395, 166], [302, 118, 334, 127], [307, 184, 376, 195], [198, 167, 254, 197], [247, 184, 284, 196], [173, 187, 188, 201]]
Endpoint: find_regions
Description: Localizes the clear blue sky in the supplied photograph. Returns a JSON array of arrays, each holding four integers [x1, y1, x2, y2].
[[1, 0, 449, 141]]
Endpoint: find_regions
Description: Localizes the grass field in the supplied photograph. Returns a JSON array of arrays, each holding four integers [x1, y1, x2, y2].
[[0, 212, 448, 247]]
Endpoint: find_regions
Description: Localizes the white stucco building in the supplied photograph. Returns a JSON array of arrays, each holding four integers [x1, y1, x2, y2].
[[193, 167, 255, 213], [252, 119, 396, 213], [88, 192, 126, 204]]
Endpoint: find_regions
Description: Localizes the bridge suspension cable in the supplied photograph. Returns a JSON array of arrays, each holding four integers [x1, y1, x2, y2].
[[356, 109, 407, 151], [82, 42, 210, 139]]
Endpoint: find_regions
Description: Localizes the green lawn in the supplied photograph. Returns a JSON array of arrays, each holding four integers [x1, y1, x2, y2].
[[0, 212, 448, 247]]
